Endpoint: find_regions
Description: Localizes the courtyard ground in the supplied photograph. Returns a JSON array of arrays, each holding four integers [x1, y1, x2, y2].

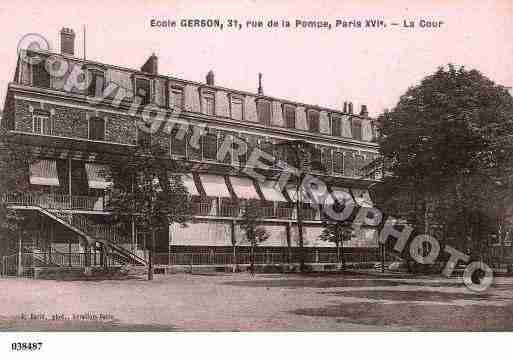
[[1, 271, 513, 331]]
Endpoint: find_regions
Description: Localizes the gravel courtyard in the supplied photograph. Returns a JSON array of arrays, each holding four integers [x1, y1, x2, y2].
[[1, 272, 513, 331]]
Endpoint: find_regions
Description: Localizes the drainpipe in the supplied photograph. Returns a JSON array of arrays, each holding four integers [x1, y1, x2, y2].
[[17, 229, 23, 277], [68, 157, 72, 208]]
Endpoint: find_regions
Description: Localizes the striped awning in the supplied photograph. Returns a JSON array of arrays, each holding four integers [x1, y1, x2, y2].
[[259, 180, 287, 202], [85, 163, 112, 189], [229, 176, 260, 200], [29, 160, 59, 186], [199, 174, 231, 198], [179, 173, 199, 196]]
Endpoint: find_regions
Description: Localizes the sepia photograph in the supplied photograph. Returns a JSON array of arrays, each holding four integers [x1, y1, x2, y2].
[[0, 0, 512, 355]]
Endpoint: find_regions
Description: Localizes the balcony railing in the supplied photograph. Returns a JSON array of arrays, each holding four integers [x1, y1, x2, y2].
[[3, 192, 102, 211], [219, 200, 240, 217], [3, 192, 320, 221]]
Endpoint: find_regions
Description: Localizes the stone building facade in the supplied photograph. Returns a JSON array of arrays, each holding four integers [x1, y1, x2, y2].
[[1, 28, 381, 272]]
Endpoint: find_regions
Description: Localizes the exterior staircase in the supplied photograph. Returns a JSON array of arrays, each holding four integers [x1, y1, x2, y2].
[[6, 197, 147, 268]]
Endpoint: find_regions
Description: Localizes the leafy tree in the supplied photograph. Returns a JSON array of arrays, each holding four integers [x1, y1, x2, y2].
[[0, 128, 35, 264], [377, 64, 513, 264], [319, 220, 352, 269], [106, 139, 193, 280], [239, 200, 269, 274], [275, 140, 315, 272]]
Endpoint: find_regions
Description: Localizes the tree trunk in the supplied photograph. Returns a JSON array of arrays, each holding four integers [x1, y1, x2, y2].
[[232, 245, 237, 273], [285, 223, 292, 265], [148, 229, 155, 280], [250, 244, 255, 275], [336, 242, 340, 266], [381, 243, 385, 273], [296, 180, 305, 273], [341, 240, 345, 270], [17, 229, 23, 277]]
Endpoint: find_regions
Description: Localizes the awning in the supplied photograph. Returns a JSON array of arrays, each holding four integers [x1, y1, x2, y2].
[[259, 180, 287, 202], [29, 160, 59, 186], [199, 174, 231, 198], [286, 186, 312, 203], [85, 163, 112, 189], [177, 173, 199, 196], [229, 176, 260, 200]]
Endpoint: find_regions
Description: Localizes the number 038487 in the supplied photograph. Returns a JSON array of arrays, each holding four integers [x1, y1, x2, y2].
[[11, 342, 43, 351]]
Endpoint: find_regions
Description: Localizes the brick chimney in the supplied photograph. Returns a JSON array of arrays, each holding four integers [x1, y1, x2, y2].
[[60, 27, 75, 56], [141, 53, 158, 74], [348, 102, 353, 114], [206, 70, 215, 86], [360, 104, 368, 116], [343, 101, 348, 113]]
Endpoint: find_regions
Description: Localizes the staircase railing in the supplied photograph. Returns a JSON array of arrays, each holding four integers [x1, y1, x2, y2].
[[47, 210, 146, 266], [24, 245, 67, 267], [5, 201, 146, 267], [3, 192, 100, 211]]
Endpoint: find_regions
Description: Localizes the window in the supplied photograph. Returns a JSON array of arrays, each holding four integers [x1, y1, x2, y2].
[[170, 127, 186, 156], [202, 92, 215, 115], [333, 151, 344, 174], [283, 105, 296, 129], [137, 123, 151, 148], [311, 146, 322, 172], [230, 96, 244, 121], [33, 113, 52, 135], [89, 117, 105, 141], [259, 140, 275, 167], [202, 132, 218, 160], [307, 110, 320, 132], [344, 151, 356, 177], [31, 58, 50, 88], [88, 70, 105, 97], [135, 78, 151, 105], [321, 148, 332, 173], [170, 87, 184, 109], [257, 100, 271, 126], [354, 154, 365, 176], [331, 115, 342, 137], [187, 127, 202, 160], [351, 119, 362, 140]]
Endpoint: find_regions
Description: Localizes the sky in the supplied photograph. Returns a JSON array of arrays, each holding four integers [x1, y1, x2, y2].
[[0, 0, 511, 116]]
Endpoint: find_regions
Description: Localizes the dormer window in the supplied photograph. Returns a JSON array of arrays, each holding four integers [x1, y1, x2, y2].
[[88, 70, 105, 97], [307, 110, 320, 133], [29, 52, 50, 88], [170, 86, 184, 109], [257, 99, 271, 126], [32, 110, 52, 135], [283, 104, 296, 129], [331, 114, 342, 136], [230, 95, 244, 121], [351, 118, 362, 140], [201, 91, 215, 115], [135, 77, 151, 105]]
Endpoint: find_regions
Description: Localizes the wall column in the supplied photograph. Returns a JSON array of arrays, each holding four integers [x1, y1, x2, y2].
[[68, 157, 72, 207]]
